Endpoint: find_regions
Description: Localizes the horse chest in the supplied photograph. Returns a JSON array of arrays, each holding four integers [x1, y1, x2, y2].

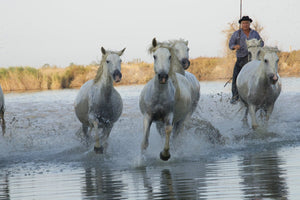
[[151, 105, 171, 121], [250, 85, 277, 106], [89, 91, 122, 124], [150, 99, 174, 121]]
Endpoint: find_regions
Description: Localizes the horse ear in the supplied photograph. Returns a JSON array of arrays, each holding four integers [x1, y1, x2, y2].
[[118, 48, 126, 56], [152, 38, 157, 47], [101, 47, 106, 55]]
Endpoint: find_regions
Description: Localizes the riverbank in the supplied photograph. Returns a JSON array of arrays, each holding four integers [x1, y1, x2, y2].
[[0, 50, 299, 92]]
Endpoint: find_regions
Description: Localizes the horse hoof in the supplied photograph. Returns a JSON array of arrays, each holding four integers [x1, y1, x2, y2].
[[94, 146, 104, 154], [160, 152, 171, 161]]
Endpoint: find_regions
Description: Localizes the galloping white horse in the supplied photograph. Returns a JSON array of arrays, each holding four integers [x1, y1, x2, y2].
[[246, 38, 263, 61], [168, 39, 200, 113], [237, 47, 281, 129], [154, 38, 200, 114], [139, 39, 193, 161], [75, 47, 125, 153], [0, 85, 5, 134]]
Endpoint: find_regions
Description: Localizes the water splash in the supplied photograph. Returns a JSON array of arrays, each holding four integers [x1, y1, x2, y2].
[[0, 80, 300, 170]]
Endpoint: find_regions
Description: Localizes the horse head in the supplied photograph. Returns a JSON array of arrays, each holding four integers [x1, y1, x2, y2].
[[170, 39, 190, 69], [247, 38, 262, 61], [100, 47, 126, 83], [260, 47, 280, 85], [151, 38, 171, 84]]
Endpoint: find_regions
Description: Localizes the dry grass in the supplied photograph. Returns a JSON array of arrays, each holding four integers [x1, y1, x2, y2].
[[0, 50, 299, 92]]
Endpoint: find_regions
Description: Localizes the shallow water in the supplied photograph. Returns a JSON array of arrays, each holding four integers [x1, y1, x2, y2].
[[0, 78, 299, 200]]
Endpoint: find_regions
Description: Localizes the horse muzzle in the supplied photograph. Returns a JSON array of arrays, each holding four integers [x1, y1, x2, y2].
[[158, 73, 169, 84], [113, 70, 122, 82], [181, 58, 190, 70], [268, 73, 278, 84]]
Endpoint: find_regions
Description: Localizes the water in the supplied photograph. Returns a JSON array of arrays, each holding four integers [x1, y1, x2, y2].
[[0, 78, 299, 200]]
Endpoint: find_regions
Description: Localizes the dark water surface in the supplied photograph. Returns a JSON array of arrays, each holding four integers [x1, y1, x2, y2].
[[0, 78, 299, 200]]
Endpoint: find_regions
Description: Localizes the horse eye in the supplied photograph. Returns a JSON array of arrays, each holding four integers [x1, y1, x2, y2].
[[120, 59, 122, 63], [153, 55, 157, 60], [187, 48, 190, 51], [106, 60, 110, 64], [169, 56, 171, 60], [264, 59, 268, 63]]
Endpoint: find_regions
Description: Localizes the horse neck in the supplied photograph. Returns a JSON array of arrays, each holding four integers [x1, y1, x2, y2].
[[170, 50, 185, 75], [257, 62, 273, 89], [94, 63, 113, 92], [249, 47, 259, 60], [169, 72, 181, 97]]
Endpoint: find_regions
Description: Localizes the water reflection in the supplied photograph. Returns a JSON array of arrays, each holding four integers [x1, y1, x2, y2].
[[239, 150, 288, 200], [158, 168, 207, 200], [0, 173, 10, 200], [79, 162, 208, 200], [81, 165, 126, 200]]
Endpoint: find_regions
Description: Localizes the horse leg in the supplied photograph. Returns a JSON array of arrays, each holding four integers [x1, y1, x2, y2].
[[141, 114, 152, 153], [0, 110, 5, 135], [82, 124, 92, 146], [160, 115, 173, 161], [94, 124, 113, 154], [242, 106, 249, 128], [82, 124, 88, 136], [265, 104, 274, 127], [156, 122, 165, 138], [172, 120, 184, 139], [248, 104, 258, 130], [160, 124, 173, 161]]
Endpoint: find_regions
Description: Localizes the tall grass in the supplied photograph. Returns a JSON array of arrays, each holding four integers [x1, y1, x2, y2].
[[0, 50, 299, 92]]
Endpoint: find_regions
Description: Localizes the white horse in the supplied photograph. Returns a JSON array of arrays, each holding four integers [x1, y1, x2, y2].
[[139, 39, 193, 161], [75, 47, 125, 153], [237, 47, 281, 129], [0, 85, 5, 135], [168, 39, 200, 113], [246, 38, 263, 61], [154, 38, 200, 114]]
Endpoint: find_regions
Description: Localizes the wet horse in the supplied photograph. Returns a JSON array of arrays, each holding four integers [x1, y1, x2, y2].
[[246, 38, 263, 61], [139, 39, 193, 161], [153, 38, 200, 115], [0, 85, 5, 135], [168, 39, 200, 113], [237, 47, 281, 129], [75, 47, 125, 153]]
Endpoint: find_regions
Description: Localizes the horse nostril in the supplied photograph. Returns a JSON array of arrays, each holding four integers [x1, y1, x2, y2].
[[268, 73, 278, 84], [113, 70, 122, 82], [158, 73, 168, 83], [181, 58, 190, 69]]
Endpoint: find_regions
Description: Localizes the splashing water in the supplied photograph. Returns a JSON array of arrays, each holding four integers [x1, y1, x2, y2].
[[0, 78, 299, 167], [0, 78, 300, 199]]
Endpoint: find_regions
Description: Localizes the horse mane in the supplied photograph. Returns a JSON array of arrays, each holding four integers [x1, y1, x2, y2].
[[94, 50, 120, 83], [148, 38, 188, 76], [167, 39, 188, 47], [148, 39, 188, 53], [262, 46, 280, 53], [246, 38, 261, 48], [148, 41, 171, 54]]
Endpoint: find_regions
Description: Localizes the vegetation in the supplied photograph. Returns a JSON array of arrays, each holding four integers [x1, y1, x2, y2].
[[0, 50, 299, 92], [1, 21, 299, 92]]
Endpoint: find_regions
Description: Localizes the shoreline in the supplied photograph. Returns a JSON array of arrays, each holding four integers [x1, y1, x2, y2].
[[3, 76, 299, 94]]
